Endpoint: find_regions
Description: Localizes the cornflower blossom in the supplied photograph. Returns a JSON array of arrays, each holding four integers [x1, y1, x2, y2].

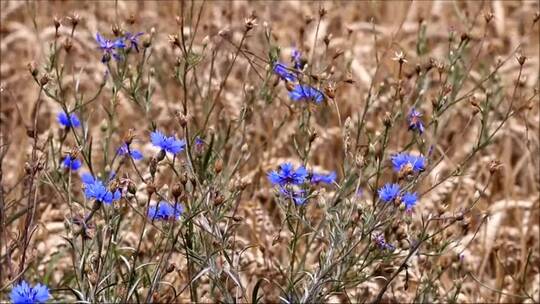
[[124, 32, 144, 52], [279, 187, 308, 205], [148, 201, 183, 221], [374, 234, 395, 251], [57, 112, 80, 128], [81, 173, 121, 205], [150, 131, 186, 155], [273, 62, 297, 82], [10, 281, 50, 304], [291, 48, 303, 70], [391, 153, 426, 174], [378, 183, 401, 203], [117, 143, 143, 160], [95, 32, 125, 62], [310, 171, 337, 185], [267, 163, 308, 186], [289, 84, 324, 104], [402, 192, 418, 210], [408, 108, 425, 134], [62, 155, 81, 171]]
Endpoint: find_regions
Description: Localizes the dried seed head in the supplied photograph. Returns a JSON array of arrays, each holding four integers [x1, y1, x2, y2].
[[383, 112, 392, 127], [143, 35, 152, 48], [333, 49, 344, 60], [128, 183, 137, 195], [460, 32, 470, 43], [166, 263, 176, 273], [213, 193, 225, 206], [319, 7, 327, 18], [324, 83, 336, 99], [489, 160, 502, 174], [127, 14, 136, 25], [168, 34, 181, 48], [175, 110, 188, 127], [39, 74, 50, 86], [63, 38, 73, 53], [516, 53, 526, 66], [484, 11, 494, 23], [123, 128, 135, 146], [112, 24, 122, 37], [323, 33, 332, 46], [53, 16, 61, 30], [244, 12, 257, 31], [68, 13, 80, 29], [27, 62, 38, 77]]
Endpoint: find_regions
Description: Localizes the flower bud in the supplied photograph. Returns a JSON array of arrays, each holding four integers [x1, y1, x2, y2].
[[172, 182, 183, 199], [214, 159, 223, 174]]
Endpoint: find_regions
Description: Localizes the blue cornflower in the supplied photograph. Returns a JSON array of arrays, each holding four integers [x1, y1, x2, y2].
[[408, 108, 425, 134], [310, 171, 336, 185], [279, 187, 308, 205], [150, 131, 186, 155], [268, 163, 308, 186], [10, 280, 50, 304], [125, 32, 144, 52], [82, 173, 121, 205], [62, 155, 81, 171], [117, 143, 143, 160], [289, 85, 324, 104], [95, 32, 126, 62], [374, 234, 395, 251], [291, 48, 303, 70], [273, 62, 297, 82], [402, 192, 418, 210], [378, 183, 401, 203], [391, 153, 426, 174], [57, 112, 81, 128], [148, 201, 183, 221]]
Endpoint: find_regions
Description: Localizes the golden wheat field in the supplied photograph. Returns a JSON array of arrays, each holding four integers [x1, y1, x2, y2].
[[1, 1, 539, 303]]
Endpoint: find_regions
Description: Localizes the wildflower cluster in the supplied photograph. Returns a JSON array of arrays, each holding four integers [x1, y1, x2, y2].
[[268, 162, 335, 205], [272, 48, 325, 104], [81, 173, 121, 205], [95, 31, 143, 63]]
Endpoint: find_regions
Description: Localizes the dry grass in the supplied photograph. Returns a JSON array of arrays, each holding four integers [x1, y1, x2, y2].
[[1, 1, 539, 303]]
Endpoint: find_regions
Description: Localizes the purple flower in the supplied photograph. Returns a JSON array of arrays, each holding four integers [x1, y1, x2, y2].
[[391, 153, 426, 174], [402, 192, 418, 210], [291, 48, 303, 70], [125, 32, 144, 52], [279, 187, 308, 205], [148, 201, 183, 221], [62, 155, 81, 171], [408, 108, 425, 134], [289, 85, 324, 104], [57, 111, 81, 128], [310, 171, 336, 185], [268, 162, 308, 186], [10, 280, 50, 304], [82, 173, 121, 205], [378, 183, 401, 203], [374, 234, 395, 251], [117, 143, 143, 160], [95, 32, 126, 62], [273, 62, 297, 82], [151, 131, 186, 155]]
